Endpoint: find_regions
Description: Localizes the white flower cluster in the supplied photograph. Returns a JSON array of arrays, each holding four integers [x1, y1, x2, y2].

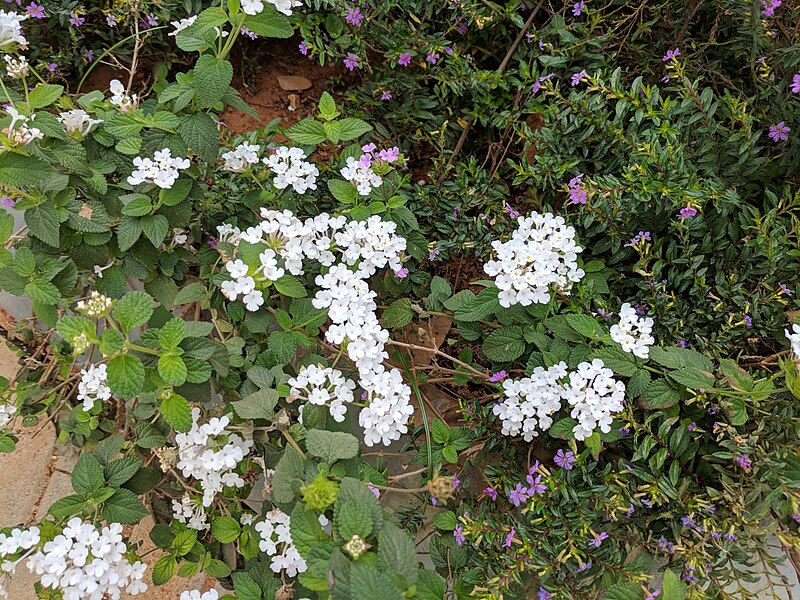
[[76, 291, 113, 317], [610, 303, 655, 359], [172, 495, 209, 531], [492, 362, 568, 441], [222, 142, 260, 173], [564, 359, 626, 441], [109, 80, 138, 112], [77, 364, 112, 412], [175, 408, 254, 506], [27, 519, 147, 599], [494, 359, 625, 442], [289, 364, 355, 422], [786, 324, 800, 361], [169, 15, 197, 36], [0, 402, 16, 427], [341, 156, 383, 196], [127, 148, 190, 189], [217, 208, 413, 445], [0, 10, 27, 48], [0, 525, 39, 599], [359, 368, 415, 446], [263, 146, 319, 194], [241, 0, 302, 16], [3, 106, 42, 146], [483, 212, 585, 308], [3, 54, 28, 78], [58, 110, 102, 137], [180, 591, 219, 600], [254, 509, 307, 577]]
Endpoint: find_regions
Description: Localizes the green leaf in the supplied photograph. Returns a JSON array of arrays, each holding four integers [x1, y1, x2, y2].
[[564, 314, 599, 338], [662, 569, 687, 600], [290, 504, 327, 555], [25, 202, 60, 247], [338, 118, 373, 141], [158, 352, 187, 386], [232, 388, 278, 420], [306, 429, 359, 463], [649, 346, 713, 372], [268, 330, 297, 364], [0, 153, 54, 186], [441, 444, 458, 463], [668, 367, 715, 390], [430, 419, 450, 444], [160, 393, 193, 432], [274, 274, 307, 297], [482, 326, 526, 362], [117, 216, 143, 251], [57, 316, 96, 345], [72, 452, 105, 493], [244, 4, 294, 37], [639, 380, 682, 409], [378, 523, 417, 584], [107, 354, 145, 398], [432, 511, 458, 531], [134, 422, 167, 448], [195, 55, 234, 108], [232, 572, 261, 600], [104, 456, 143, 486], [549, 417, 578, 439], [101, 488, 148, 524], [158, 318, 186, 347], [175, 7, 227, 52], [350, 562, 404, 600], [113, 291, 153, 333], [417, 571, 446, 600], [271, 445, 304, 504], [204, 559, 231, 578], [28, 83, 63, 109], [178, 112, 219, 164], [337, 501, 373, 539], [211, 516, 241, 543], [48, 494, 87, 519], [115, 137, 142, 155], [591, 346, 638, 377], [382, 298, 414, 329], [318, 91, 340, 120], [328, 179, 357, 204], [159, 177, 192, 206], [285, 118, 326, 145], [335, 478, 383, 536], [140, 214, 169, 247], [152, 554, 177, 585], [25, 279, 60, 304], [174, 282, 210, 306]]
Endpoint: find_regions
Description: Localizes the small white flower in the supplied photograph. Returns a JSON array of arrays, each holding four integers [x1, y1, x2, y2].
[[0, 10, 28, 48], [241, 0, 265, 15], [57, 109, 102, 136], [127, 148, 190, 189], [267, 0, 303, 16], [786, 324, 800, 360], [76, 290, 113, 317], [108, 79, 138, 112], [3, 54, 28, 78], [222, 142, 260, 172], [610, 303, 655, 358], [77, 364, 112, 411], [263, 146, 319, 194], [340, 156, 383, 196], [255, 509, 307, 576], [168, 15, 197, 36], [172, 228, 188, 245]]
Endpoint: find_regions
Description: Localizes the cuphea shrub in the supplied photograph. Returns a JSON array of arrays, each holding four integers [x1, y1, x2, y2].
[[0, 1, 797, 600]]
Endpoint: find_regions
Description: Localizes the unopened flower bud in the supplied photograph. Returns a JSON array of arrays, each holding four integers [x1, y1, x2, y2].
[[343, 534, 370, 559], [427, 473, 455, 504]]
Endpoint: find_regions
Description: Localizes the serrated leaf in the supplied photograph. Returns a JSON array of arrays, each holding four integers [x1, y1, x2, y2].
[[432, 511, 457, 531], [104, 456, 142, 486], [328, 179, 357, 204], [604, 581, 644, 600], [232, 388, 278, 420], [564, 314, 599, 338], [134, 422, 167, 449], [158, 352, 187, 386], [194, 55, 233, 108], [232, 572, 261, 600], [383, 298, 414, 328], [668, 367, 715, 390], [482, 326, 526, 362], [378, 523, 417, 584], [272, 445, 304, 504], [160, 393, 193, 432], [72, 453, 105, 493], [639, 380, 682, 410], [140, 214, 169, 247], [350, 562, 404, 600], [290, 504, 327, 556], [662, 569, 687, 600], [211, 516, 241, 543], [151, 554, 177, 585], [274, 273, 306, 297], [178, 112, 219, 164], [318, 91, 339, 120], [649, 346, 713, 371], [337, 501, 373, 540], [101, 488, 148, 524], [113, 291, 153, 333], [285, 118, 326, 145], [28, 83, 63, 109], [25, 279, 60, 304], [107, 354, 145, 398], [244, 3, 294, 37], [591, 346, 638, 376], [48, 494, 87, 518], [25, 202, 60, 247], [338, 118, 373, 141], [306, 429, 359, 463]]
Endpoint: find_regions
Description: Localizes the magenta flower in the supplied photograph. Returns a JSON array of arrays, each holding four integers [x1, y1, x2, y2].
[[502, 527, 515, 548], [395, 267, 409, 279], [0, 196, 15, 208], [377, 147, 399, 162], [735, 454, 752, 469], [483, 486, 497, 501], [768, 121, 790, 142], [761, 0, 781, 16], [452, 473, 460, 490], [568, 173, 588, 205], [426, 52, 440, 64], [298, 42, 308, 55], [366, 482, 381, 498], [508, 483, 529, 507], [791, 74, 800, 94], [553, 449, 577, 470], [69, 11, 85, 27], [588, 531, 609, 548], [538, 589, 553, 600], [571, 69, 587, 86], [343, 52, 360, 71], [679, 206, 698, 219], [662, 48, 680, 61], [345, 6, 364, 26], [380, 90, 392, 101], [489, 370, 508, 383], [26, 2, 44, 18], [453, 524, 466, 546], [397, 52, 412, 67], [572, 1, 585, 16]]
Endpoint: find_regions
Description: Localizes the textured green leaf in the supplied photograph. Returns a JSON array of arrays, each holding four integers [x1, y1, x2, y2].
[[639, 380, 682, 409], [649, 346, 713, 371], [158, 352, 187, 386], [178, 112, 219, 164], [211, 516, 241, 543], [668, 367, 715, 390], [482, 326, 526, 362], [28, 83, 63, 109], [274, 273, 307, 297], [25, 202, 60, 247], [591, 346, 638, 377], [244, 4, 294, 38], [48, 494, 87, 518], [290, 504, 327, 556], [160, 393, 193, 432], [272, 445, 304, 504], [285, 118, 326, 145], [72, 453, 105, 493], [350, 562, 403, 600], [232, 388, 278, 420], [151, 554, 177, 585], [662, 569, 687, 600], [195, 55, 233, 108], [604, 581, 644, 600], [383, 298, 414, 328], [107, 354, 145, 398], [328, 179, 357, 204], [113, 291, 153, 333], [338, 118, 373, 141], [104, 456, 143, 487], [378, 522, 417, 583], [140, 214, 169, 247], [306, 429, 359, 463]]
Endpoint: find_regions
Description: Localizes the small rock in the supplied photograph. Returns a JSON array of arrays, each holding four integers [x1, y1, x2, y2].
[[277, 75, 312, 91]]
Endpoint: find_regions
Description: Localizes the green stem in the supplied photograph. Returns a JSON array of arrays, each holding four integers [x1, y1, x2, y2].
[[396, 350, 433, 477]]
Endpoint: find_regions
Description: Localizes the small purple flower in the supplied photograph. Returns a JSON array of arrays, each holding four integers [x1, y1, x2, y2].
[[489, 370, 508, 383], [641, 498, 653, 508], [397, 52, 412, 67], [625, 231, 651, 247], [380, 90, 392, 101], [452, 473, 461, 490], [241, 26, 258, 40], [502, 527, 515, 548], [538, 588, 552, 600], [744, 314, 753, 327], [457, 21, 468, 34], [25, 2, 44, 18], [626, 503, 635, 517], [572, 1, 585, 16], [144, 13, 158, 28], [298, 42, 308, 55], [687, 421, 697, 431], [0, 196, 15, 208], [761, 0, 782, 17], [453, 524, 466, 546], [678, 339, 687, 348], [207, 236, 218, 249], [657, 536, 675, 554], [645, 590, 661, 600], [367, 482, 381, 498], [394, 267, 409, 279], [768, 121, 790, 143], [588, 532, 608, 548], [106, 13, 118, 27], [378, 147, 399, 162], [83, 49, 94, 63], [734, 454, 752, 469], [575, 561, 592, 573], [508, 483, 529, 507], [526, 473, 546, 495], [343, 53, 360, 71], [69, 11, 85, 27], [791, 74, 800, 94], [662, 48, 680, 61], [554, 449, 577, 470], [46, 63, 58, 72], [780, 283, 793, 296], [724, 532, 737, 541], [792, 513, 800, 523], [679, 206, 698, 219], [504, 203, 520, 219], [426, 52, 441, 65], [571, 69, 587, 86], [483, 486, 497, 501], [683, 566, 698, 584], [345, 6, 364, 26], [619, 427, 631, 436], [428, 247, 440, 261], [568, 173, 588, 205], [681, 515, 696, 528]]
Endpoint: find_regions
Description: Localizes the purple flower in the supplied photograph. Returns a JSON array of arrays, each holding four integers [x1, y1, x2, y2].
[[426, 52, 441, 65], [298, 42, 309, 55], [343, 53, 360, 71], [683, 566, 698, 584], [457, 21, 468, 34], [345, 6, 364, 26], [568, 173, 588, 205], [571, 69, 587, 86], [241, 26, 258, 39], [397, 52, 412, 67], [453, 524, 466, 546], [678, 339, 687, 348], [687, 421, 697, 431], [538, 588, 552, 600], [502, 527, 515, 548], [743, 314, 753, 327], [489, 370, 508, 383], [106, 14, 119, 27], [572, 1, 585, 16], [575, 561, 592, 573], [367, 482, 381, 498], [780, 283, 793, 296], [452, 473, 461, 490], [626, 503, 635, 517], [679, 206, 697, 219], [526, 473, 546, 495], [25, 2, 44, 18], [792, 513, 800, 523], [207, 236, 218, 249], [46, 63, 57, 72], [762, 0, 782, 16], [619, 427, 631, 436], [625, 231, 651, 247], [681, 515, 696, 528], [724, 532, 737, 541], [378, 147, 399, 162], [662, 48, 680, 61], [0, 196, 15, 208], [504, 203, 520, 219], [144, 13, 158, 28], [734, 454, 752, 469], [588, 532, 608, 548], [657, 536, 675, 554], [380, 90, 392, 101], [768, 121, 790, 143], [83, 49, 94, 63], [791, 74, 800, 94], [508, 483, 529, 507], [69, 11, 85, 27], [428, 247, 440, 261], [395, 267, 409, 279], [483, 486, 497, 501], [554, 449, 577, 470], [641, 498, 653, 508], [645, 590, 661, 600]]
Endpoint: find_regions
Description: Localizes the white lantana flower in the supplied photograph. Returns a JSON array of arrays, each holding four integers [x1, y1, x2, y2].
[[57, 109, 102, 137], [0, 10, 28, 48], [3, 106, 42, 146], [786, 324, 800, 360], [255, 509, 307, 577], [3, 54, 28, 78], [77, 364, 112, 411], [169, 15, 197, 36], [268, 0, 303, 16], [222, 142, 260, 172], [290, 365, 356, 423], [340, 156, 383, 196], [127, 148, 190, 189], [263, 146, 319, 193], [108, 79, 138, 112], [564, 359, 626, 441], [610, 302, 655, 359]]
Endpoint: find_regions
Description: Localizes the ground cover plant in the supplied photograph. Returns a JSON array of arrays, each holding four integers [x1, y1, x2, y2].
[[0, 0, 798, 599]]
